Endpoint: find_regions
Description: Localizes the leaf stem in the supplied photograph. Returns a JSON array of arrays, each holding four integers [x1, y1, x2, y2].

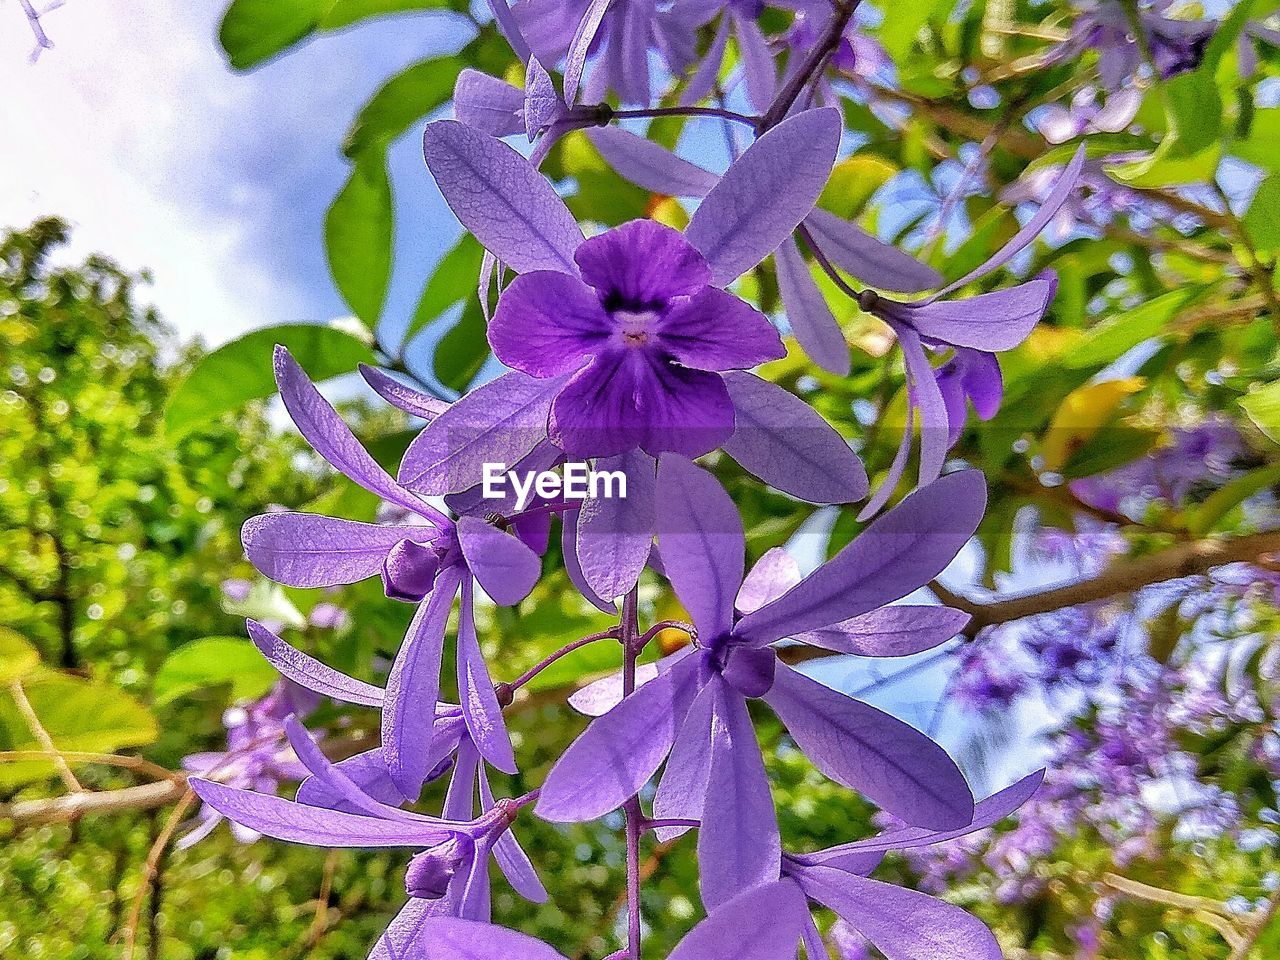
[[620, 587, 643, 959], [507, 629, 621, 692]]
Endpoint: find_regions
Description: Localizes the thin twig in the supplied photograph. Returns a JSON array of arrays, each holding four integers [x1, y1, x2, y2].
[[118, 787, 196, 960], [8, 678, 82, 792]]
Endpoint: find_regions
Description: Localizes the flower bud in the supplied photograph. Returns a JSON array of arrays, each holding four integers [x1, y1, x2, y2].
[[382, 539, 442, 602], [405, 834, 476, 900]]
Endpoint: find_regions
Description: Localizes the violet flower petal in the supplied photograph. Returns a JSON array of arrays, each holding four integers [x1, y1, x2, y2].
[[927, 145, 1084, 300], [656, 454, 744, 642], [422, 120, 584, 275], [283, 716, 417, 822], [587, 125, 719, 198], [367, 900, 448, 960], [563, 0, 612, 106], [686, 107, 842, 286], [855, 391, 916, 523], [409, 919, 571, 960], [358, 364, 450, 422], [792, 605, 970, 658], [698, 683, 781, 910], [457, 515, 541, 607], [456, 580, 518, 774], [721, 371, 868, 504], [803, 208, 943, 294], [568, 647, 695, 717], [576, 448, 657, 600], [247, 619, 385, 707], [659, 288, 786, 372], [894, 322, 949, 487], [383, 569, 463, 797], [489, 271, 610, 377], [537, 655, 702, 822], [188, 779, 458, 847], [796, 867, 1001, 960], [454, 68, 526, 138], [680, 13, 731, 106], [446, 440, 564, 517], [899, 273, 1058, 352], [576, 219, 713, 302], [296, 749, 410, 814], [478, 764, 549, 903], [805, 769, 1045, 867], [652, 669, 716, 840], [667, 879, 808, 960], [735, 547, 803, 615], [737, 470, 986, 645], [776, 235, 851, 376], [764, 663, 974, 829], [274, 346, 437, 521], [734, 13, 777, 112], [399, 370, 563, 496], [524, 57, 561, 140], [242, 514, 432, 590], [561, 507, 617, 614]]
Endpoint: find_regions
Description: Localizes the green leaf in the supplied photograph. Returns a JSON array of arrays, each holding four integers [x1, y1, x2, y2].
[[433, 297, 490, 393], [153, 638, 281, 706], [327, 148, 395, 325], [221, 581, 308, 631], [218, 0, 328, 71], [165, 323, 375, 436], [1060, 425, 1162, 480], [0, 671, 158, 787], [817, 154, 897, 220], [1063, 289, 1195, 369], [1241, 379, 1280, 444], [0, 629, 40, 685], [1243, 175, 1280, 254], [219, 0, 451, 70], [345, 55, 463, 158], [1233, 110, 1280, 172], [405, 234, 485, 343], [1106, 72, 1221, 187], [877, 0, 949, 60], [1186, 462, 1280, 536]]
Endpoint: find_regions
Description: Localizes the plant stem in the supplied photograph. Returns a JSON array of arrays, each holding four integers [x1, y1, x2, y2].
[[507, 629, 621, 692], [620, 587, 643, 959], [760, 0, 861, 130], [610, 106, 760, 129]]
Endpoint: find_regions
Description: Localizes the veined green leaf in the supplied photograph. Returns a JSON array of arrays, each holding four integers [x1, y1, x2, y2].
[[1241, 379, 1280, 445], [327, 147, 395, 325], [165, 323, 375, 436], [153, 638, 281, 706], [345, 55, 464, 158], [1063, 289, 1195, 369]]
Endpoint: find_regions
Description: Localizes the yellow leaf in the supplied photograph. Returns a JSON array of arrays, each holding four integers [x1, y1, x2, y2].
[[1042, 377, 1146, 471]]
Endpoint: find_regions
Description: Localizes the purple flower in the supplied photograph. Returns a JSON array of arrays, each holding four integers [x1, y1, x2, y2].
[[537, 458, 985, 908], [1047, 1, 1215, 89], [241, 348, 543, 786], [1037, 86, 1142, 145], [491, 218, 784, 460]]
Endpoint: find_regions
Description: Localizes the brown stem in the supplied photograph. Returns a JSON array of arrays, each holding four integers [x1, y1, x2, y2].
[[760, 0, 861, 130]]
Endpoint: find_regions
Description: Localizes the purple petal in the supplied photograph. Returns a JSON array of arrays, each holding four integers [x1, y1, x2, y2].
[[575, 219, 712, 303], [283, 716, 413, 821], [359, 364, 450, 421], [399, 370, 561, 495], [764, 664, 974, 829], [792, 605, 969, 658], [929, 145, 1084, 299], [454, 68, 526, 138], [659, 288, 785, 372], [680, 13, 731, 105], [805, 769, 1045, 867], [188, 779, 455, 847], [736, 547, 802, 615], [894, 323, 949, 486], [409, 919, 571, 960], [549, 350, 735, 459], [961, 350, 1003, 419], [776, 236, 850, 376], [568, 647, 695, 717], [561, 507, 617, 614], [536, 655, 703, 822], [733, 14, 777, 112], [478, 765, 549, 903], [490, 271, 610, 377], [563, 0, 612, 106], [274, 346, 436, 520], [652, 671, 717, 839], [242, 513, 432, 589], [457, 515, 541, 607], [898, 273, 1057, 352], [524, 58, 562, 140], [737, 471, 986, 645], [368, 900, 449, 960], [656, 454, 744, 642], [587, 125, 718, 197], [796, 867, 1001, 960], [484, 0, 531, 62], [721, 372, 868, 504], [803, 208, 943, 294], [246, 619, 384, 707], [686, 107, 841, 285], [446, 440, 564, 517], [668, 879, 808, 960], [296, 749, 409, 814], [457, 580, 518, 774], [576, 449, 657, 600], [856, 391, 917, 522], [383, 570, 462, 797], [422, 120, 584, 275], [699, 684, 781, 910]]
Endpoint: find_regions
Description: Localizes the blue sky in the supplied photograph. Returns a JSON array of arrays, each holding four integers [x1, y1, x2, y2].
[[2, 0, 473, 350]]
